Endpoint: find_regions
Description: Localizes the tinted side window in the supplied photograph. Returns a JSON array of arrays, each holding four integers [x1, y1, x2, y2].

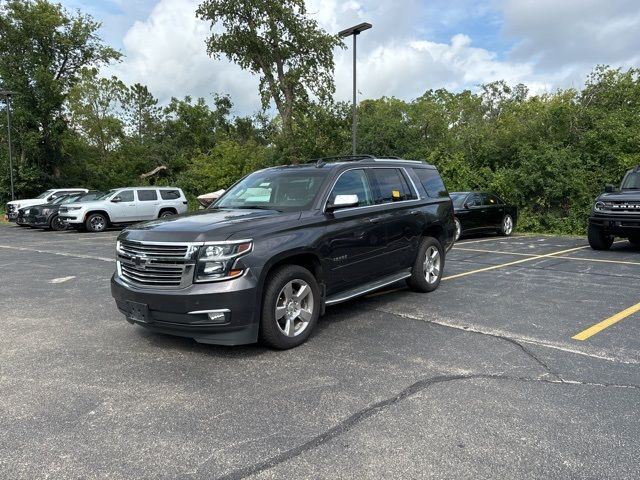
[[137, 190, 158, 201], [368, 168, 414, 204], [328, 169, 374, 207], [486, 194, 502, 205], [118, 190, 134, 202], [160, 190, 181, 200], [467, 194, 482, 207], [414, 168, 448, 198]]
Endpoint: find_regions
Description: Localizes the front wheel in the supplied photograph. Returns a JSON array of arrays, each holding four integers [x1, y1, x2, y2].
[[85, 213, 108, 233], [50, 214, 67, 231], [588, 224, 613, 250], [499, 214, 514, 236], [406, 237, 444, 293], [259, 265, 320, 349]]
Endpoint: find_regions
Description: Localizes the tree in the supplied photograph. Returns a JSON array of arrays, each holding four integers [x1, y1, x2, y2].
[[123, 83, 162, 140], [196, 0, 343, 139], [0, 0, 119, 178]]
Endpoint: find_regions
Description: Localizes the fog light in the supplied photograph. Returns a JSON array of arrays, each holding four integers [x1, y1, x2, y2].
[[207, 311, 227, 322]]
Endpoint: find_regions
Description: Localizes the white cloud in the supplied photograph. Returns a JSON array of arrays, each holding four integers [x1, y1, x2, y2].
[[102, 0, 640, 116]]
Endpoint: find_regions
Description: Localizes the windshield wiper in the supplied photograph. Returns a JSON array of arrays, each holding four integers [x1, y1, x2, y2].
[[230, 205, 282, 212]]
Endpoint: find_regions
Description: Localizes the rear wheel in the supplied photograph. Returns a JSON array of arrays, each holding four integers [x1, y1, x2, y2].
[[159, 209, 176, 219], [85, 213, 108, 233], [49, 214, 66, 231], [259, 265, 320, 349], [407, 237, 444, 293], [588, 224, 613, 250], [454, 217, 462, 242], [499, 214, 514, 236]]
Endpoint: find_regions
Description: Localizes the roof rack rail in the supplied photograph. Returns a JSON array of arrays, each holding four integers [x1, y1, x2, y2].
[[307, 154, 377, 167]]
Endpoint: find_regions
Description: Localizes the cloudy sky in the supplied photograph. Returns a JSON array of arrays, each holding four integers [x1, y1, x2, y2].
[[58, 0, 640, 116]]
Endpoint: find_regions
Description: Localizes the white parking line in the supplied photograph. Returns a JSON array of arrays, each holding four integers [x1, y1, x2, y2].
[[0, 245, 114, 262], [49, 276, 76, 284]]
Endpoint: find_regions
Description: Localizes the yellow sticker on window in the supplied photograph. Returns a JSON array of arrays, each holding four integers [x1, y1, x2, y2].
[[392, 190, 400, 198]]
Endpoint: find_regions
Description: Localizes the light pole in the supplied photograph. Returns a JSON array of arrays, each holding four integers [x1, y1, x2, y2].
[[339, 22, 372, 156], [0, 90, 16, 200]]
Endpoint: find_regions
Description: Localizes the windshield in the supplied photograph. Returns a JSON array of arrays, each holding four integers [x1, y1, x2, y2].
[[93, 190, 117, 200], [449, 193, 468, 208], [51, 195, 71, 205], [36, 190, 54, 199], [74, 192, 105, 202], [213, 169, 327, 212], [621, 171, 640, 189]]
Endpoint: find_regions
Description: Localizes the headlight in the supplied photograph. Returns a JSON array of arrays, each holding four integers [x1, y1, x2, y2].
[[66, 206, 83, 211], [195, 240, 252, 282], [594, 201, 605, 211], [41, 208, 51, 215], [24, 209, 30, 214]]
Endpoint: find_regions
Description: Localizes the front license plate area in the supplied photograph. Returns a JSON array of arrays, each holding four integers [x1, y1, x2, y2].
[[127, 301, 150, 323]]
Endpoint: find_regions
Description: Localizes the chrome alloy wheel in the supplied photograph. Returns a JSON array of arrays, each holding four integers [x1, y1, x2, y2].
[[423, 246, 441, 284], [503, 215, 513, 235], [454, 218, 462, 242], [275, 279, 314, 337], [90, 215, 106, 231]]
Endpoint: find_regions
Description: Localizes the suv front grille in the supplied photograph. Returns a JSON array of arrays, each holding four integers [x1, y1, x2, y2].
[[119, 240, 190, 259], [600, 201, 640, 214], [7, 204, 16, 214], [116, 240, 196, 289]]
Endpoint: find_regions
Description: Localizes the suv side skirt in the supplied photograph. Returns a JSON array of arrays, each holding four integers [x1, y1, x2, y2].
[[325, 269, 411, 306]]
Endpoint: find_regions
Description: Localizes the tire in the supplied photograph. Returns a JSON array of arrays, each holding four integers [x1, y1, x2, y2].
[[629, 237, 640, 248], [259, 265, 320, 350], [499, 214, 514, 236], [159, 209, 176, 219], [85, 213, 108, 233], [406, 237, 445, 293], [49, 214, 66, 231], [588, 224, 613, 250], [454, 217, 462, 242]]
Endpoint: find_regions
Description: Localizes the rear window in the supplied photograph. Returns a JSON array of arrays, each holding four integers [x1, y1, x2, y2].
[[414, 168, 448, 198], [160, 189, 181, 200], [137, 190, 158, 201], [368, 168, 415, 203]]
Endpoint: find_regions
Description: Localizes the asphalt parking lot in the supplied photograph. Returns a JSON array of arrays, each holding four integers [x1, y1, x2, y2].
[[1, 224, 639, 479]]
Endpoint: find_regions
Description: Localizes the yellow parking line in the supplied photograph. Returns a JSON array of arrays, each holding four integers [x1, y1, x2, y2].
[[455, 247, 640, 267], [443, 245, 589, 281], [572, 303, 640, 341]]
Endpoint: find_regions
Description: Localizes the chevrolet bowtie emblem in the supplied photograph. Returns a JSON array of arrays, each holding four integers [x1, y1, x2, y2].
[[133, 256, 147, 266]]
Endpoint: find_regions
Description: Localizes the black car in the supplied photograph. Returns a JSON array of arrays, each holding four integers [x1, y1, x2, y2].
[[111, 155, 455, 349], [15, 207, 30, 226], [26, 191, 104, 231], [588, 166, 640, 250], [449, 192, 517, 241]]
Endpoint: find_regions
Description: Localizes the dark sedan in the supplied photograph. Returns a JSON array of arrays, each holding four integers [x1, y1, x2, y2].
[[26, 191, 104, 231], [450, 192, 517, 241]]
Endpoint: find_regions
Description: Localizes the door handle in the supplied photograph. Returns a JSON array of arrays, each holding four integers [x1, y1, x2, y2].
[[410, 210, 420, 215], [369, 216, 384, 223]]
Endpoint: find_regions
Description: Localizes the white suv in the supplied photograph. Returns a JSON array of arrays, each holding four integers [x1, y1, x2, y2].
[[6, 188, 88, 221], [59, 187, 188, 232]]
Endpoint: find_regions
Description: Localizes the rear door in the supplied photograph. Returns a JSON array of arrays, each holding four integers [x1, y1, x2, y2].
[[366, 167, 422, 275], [464, 193, 485, 231], [484, 193, 504, 228], [135, 189, 160, 220]]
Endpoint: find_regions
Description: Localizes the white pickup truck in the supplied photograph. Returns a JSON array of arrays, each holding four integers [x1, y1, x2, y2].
[[6, 188, 88, 221], [59, 187, 188, 232]]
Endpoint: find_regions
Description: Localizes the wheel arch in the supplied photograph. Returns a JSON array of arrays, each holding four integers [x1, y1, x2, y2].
[[84, 210, 111, 223]]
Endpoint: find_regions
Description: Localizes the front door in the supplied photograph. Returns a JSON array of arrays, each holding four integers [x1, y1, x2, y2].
[[322, 169, 387, 294], [110, 190, 137, 222]]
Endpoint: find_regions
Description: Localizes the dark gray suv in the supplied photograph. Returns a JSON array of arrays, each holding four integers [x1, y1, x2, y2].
[[111, 155, 455, 349]]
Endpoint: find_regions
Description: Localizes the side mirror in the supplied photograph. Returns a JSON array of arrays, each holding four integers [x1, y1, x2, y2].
[[111, 196, 122, 203], [327, 194, 359, 211], [604, 184, 615, 193], [463, 203, 470, 209]]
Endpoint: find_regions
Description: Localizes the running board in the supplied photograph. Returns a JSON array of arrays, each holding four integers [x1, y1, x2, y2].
[[325, 270, 411, 306]]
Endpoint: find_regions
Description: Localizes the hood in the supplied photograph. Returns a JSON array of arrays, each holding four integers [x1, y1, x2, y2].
[[596, 190, 640, 202], [120, 208, 299, 243]]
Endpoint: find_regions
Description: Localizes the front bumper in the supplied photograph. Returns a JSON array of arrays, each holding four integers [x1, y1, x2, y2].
[[589, 214, 640, 236], [110, 271, 261, 346], [26, 214, 50, 228], [59, 214, 83, 224]]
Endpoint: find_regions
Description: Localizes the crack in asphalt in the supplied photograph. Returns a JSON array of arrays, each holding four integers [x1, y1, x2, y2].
[[212, 373, 638, 480]]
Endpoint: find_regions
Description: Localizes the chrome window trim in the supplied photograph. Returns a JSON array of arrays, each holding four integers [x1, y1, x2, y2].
[[322, 166, 423, 214]]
